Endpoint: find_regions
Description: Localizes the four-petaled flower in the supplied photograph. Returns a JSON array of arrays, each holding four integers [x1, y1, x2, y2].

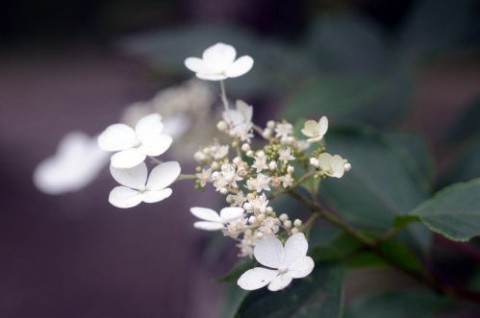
[[310, 153, 350, 178], [302, 116, 328, 142], [190, 206, 245, 231], [98, 114, 173, 168], [184, 43, 254, 81], [237, 233, 314, 291], [109, 161, 181, 208]]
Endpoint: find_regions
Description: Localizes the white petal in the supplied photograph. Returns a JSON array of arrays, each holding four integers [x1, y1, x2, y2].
[[137, 134, 172, 156], [190, 207, 222, 223], [254, 235, 284, 269], [110, 161, 147, 189], [288, 256, 315, 279], [202, 43, 236, 70], [108, 186, 143, 208], [146, 161, 181, 190], [195, 73, 228, 81], [268, 274, 293, 291], [142, 188, 172, 203], [134, 114, 164, 144], [110, 149, 146, 169], [283, 232, 309, 267], [237, 268, 278, 291], [193, 221, 224, 231], [98, 124, 138, 151], [225, 56, 254, 78], [184, 57, 211, 74], [219, 207, 244, 223], [319, 116, 328, 136]]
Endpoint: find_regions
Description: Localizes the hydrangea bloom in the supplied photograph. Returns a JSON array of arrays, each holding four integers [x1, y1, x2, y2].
[[184, 43, 254, 81], [310, 153, 350, 178], [109, 161, 180, 208], [190, 207, 244, 231], [98, 114, 172, 168], [222, 100, 253, 141], [237, 233, 314, 291], [301, 116, 328, 142], [33, 131, 108, 195]]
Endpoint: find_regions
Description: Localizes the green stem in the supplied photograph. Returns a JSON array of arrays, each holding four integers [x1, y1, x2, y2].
[[178, 174, 196, 181], [268, 171, 316, 201]]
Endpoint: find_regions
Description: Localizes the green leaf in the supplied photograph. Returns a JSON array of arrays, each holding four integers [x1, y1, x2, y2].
[[222, 283, 249, 318], [346, 289, 450, 318], [393, 215, 421, 229], [411, 178, 480, 241], [283, 71, 413, 129], [319, 127, 431, 249], [311, 232, 425, 272], [234, 262, 344, 318], [304, 13, 389, 74], [384, 133, 433, 193]]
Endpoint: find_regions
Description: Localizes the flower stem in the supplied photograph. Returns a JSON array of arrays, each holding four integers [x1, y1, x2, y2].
[[220, 80, 229, 110], [178, 174, 196, 181]]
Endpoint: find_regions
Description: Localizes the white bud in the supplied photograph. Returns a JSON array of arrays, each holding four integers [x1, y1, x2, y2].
[[246, 150, 254, 157], [241, 143, 250, 152], [344, 161, 352, 171], [217, 120, 228, 131], [268, 161, 277, 170], [283, 220, 292, 229], [248, 216, 256, 223], [279, 213, 288, 222], [287, 166, 294, 173], [262, 128, 272, 139], [293, 219, 302, 227], [267, 120, 275, 129]]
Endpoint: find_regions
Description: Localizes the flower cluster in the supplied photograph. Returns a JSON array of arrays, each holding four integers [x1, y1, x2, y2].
[[187, 43, 351, 291], [37, 42, 352, 292]]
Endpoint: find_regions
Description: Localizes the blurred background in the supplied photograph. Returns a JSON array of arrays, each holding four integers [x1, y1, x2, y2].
[[1, 0, 480, 317]]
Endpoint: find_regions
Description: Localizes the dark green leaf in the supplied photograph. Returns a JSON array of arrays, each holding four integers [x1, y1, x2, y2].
[[222, 283, 249, 318], [393, 215, 421, 229], [411, 178, 480, 241], [319, 127, 431, 249], [444, 136, 480, 185], [234, 262, 344, 318], [384, 133, 433, 193], [283, 71, 413, 129], [346, 289, 450, 318]]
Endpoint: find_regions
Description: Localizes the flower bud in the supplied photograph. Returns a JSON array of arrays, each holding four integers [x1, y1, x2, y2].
[[217, 120, 228, 131]]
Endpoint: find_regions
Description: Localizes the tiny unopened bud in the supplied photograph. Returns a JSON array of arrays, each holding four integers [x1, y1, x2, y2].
[[241, 143, 250, 152], [211, 161, 220, 170], [293, 219, 302, 227], [267, 120, 275, 129], [266, 207, 273, 214], [246, 150, 254, 157], [283, 220, 292, 229], [344, 161, 352, 171], [262, 129, 272, 139], [248, 216, 256, 223], [220, 188, 228, 194], [287, 166, 294, 173], [268, 161, 277, 170], [217, 121, 228, 131], [279, 213, 288, 222]]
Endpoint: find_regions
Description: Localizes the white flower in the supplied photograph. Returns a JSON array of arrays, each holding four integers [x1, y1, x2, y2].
[[278, 148, 295, 163], [310, 153, 349, 178], [98, 114, 172, 169], [237, 233, 314, 291], [33, 131, 109, 195], [108, 161, 181, 208], [222, 100, 254, 141], [302, 116, 328, 142], [190, 206, 245, 231], [252, 151, 268, 172], [184, 43, 254, 81], [275, 122, 293, 139], [247, 173, 271, 193]]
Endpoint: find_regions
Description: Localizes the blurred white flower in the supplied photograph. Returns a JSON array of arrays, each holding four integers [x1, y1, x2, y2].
[[190, 206, 244, 231], [184, 43, 254, 81], [222, 100, 253, 141], [33, 131, 109, 195], [98, 114, 172, 169], [302, 116, 328, 142], [237, 233, 314, 291], [109, 161, 180, 208], [310, 153, 349, 178]]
